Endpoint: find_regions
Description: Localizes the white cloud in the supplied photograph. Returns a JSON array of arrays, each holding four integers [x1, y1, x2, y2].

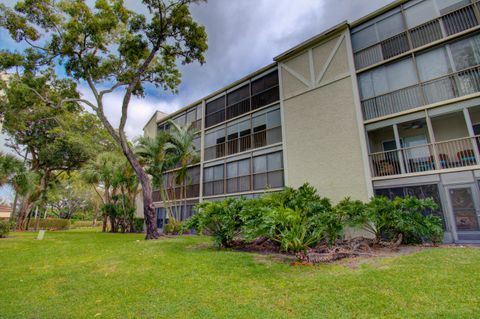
[[78, 85, 181, 140]]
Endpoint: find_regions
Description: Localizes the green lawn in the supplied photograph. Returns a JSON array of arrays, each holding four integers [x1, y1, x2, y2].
[[0, 232, 479, 319]]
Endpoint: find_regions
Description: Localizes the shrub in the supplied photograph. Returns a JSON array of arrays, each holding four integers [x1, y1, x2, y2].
[[70, 220, 97, 229], [28, 218, 70, 230], [185, 198, 246, 247], [364, 196, 443, 244], [132, 218, 145, 233], [0, 220, 14, 238], [164, 219, 183, 235]]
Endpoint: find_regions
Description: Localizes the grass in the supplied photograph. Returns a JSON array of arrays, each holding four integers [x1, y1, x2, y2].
[[0, 231, 479, 319]]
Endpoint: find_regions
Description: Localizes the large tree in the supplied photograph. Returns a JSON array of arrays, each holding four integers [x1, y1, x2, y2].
[[0, 0, 208, 239], [0, 72, 109, 229]]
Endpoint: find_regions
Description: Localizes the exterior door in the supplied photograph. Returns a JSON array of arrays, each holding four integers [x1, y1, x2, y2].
[[447, 184, 480, 241]]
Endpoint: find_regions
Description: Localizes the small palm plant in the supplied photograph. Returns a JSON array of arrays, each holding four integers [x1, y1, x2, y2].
[[165, 121, 199, 221]]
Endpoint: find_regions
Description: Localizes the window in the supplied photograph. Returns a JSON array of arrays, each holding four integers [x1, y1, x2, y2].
[[450, 34, 480, 71], [226, 85, 250, 120], [203, 164, 224, 196], [253, 152, 284, 190], [226, 158, 251, 193], [377, 12, 405, 41], [186, 166, 200, 198], [359, 58, 418, 100], [205, 127, 226, 160], [416, 47, 452, 82], [226, 119, 251, 155], [404, 0, 438, 29], [251, 106, 282, 148], [352, 24, 378, 52], [251, 71, 279, 110], [173, 114, 186, 127], [205, 96, 226, 128]]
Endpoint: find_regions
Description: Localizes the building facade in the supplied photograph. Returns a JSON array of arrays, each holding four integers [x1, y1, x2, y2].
[[142, 0, 480, 243]]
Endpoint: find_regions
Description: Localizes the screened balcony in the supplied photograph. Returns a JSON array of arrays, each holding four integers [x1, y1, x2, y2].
[[368, 108, 480, 177], [352, 0, 480, 70], [360, 33, 480, 121]]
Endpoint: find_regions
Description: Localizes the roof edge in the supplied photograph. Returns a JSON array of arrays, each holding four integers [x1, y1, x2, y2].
[[274, 21, 349, 62]]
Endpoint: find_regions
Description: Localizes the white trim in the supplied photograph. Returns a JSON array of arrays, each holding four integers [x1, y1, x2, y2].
[[282, 73, 350, 102], [308, 48, 316, 88], [316, 34, 345, 85], [346, 30, 374, 197], [280, 63, 311, 88], [278, 65, 289, 187]]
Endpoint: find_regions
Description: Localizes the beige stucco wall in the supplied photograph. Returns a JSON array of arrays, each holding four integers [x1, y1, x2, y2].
[[280, 30, 370, 202], [143, 111, 169, 139]]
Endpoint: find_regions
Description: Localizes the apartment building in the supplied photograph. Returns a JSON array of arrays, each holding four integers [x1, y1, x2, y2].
[[142, 0, 480, 243]]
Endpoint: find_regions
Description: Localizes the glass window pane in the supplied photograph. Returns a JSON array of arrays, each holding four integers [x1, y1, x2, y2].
[[405, 0, 438, 29], [377, 13, 405, 41], [213, 180, 224, 195], [267, 152, 283, 171], [238, 176, 251, 192], [187, 109, 196, 124], [268, 171, 284, 188], [213, 165, 224, 180], [416, 47, 451, 81], [227, 123, 238, 136], [352, 24, 378, 52], [386, 58, 418, 91], [253, 173, 267, 190], [227, 178, 237, 193], [253, 155, 267, 173], [193, 136, 201, 152], [267, 127, 282, 144], [267, 109, 281, 128], [174, 114, 186, 126], [204, 168, 213, 182], [196, 105, 203, 119], [436, 0, 469, 14], [206, 96, 225, 115], [238, 159, 250, 176], [359, 72, 374, 99], [227, 162, 237, 178], [252, 114, 267, 130], [227, 85, 249, 105], [450, 34, 480, 71], [372, 67, 389, 96]]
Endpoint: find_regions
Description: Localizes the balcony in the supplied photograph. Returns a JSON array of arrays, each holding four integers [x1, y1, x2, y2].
[[370, 136, 480, 177], [368, 108, 480, 178], [362, 66, 480, 120], [204, 127, 280, 161], [354, 2, 480, 70]]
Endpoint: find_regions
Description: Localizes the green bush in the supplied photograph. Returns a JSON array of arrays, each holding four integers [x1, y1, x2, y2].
[[185, 198, 245, 247], [70, 220, 99, 229], [133, 218, 144, 233], [186, 184, 445, 251], [28, 218, 70, 231], [364, 196, 443, 244], [164, 220, 182, 235], [0, 220, 14, 238]]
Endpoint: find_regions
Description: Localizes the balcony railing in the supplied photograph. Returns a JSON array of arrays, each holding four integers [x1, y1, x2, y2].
[[362, 65, 480, 120], [203, 127, 280, 161], [369, 135, 480, 177], [354, 2, 480, 70]]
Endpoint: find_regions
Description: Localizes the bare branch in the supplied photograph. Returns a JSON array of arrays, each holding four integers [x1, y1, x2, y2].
[[99, 81, 127, 98]]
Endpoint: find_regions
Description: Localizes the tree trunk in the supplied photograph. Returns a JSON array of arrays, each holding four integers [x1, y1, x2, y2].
[[119, 138, 159, 239], [16, 198, 33, 231]]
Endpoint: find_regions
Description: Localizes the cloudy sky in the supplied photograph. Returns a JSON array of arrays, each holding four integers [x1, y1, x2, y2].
[[0, 0, 392, 140]]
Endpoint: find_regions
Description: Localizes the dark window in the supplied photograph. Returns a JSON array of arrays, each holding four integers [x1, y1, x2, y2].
[[226, 85, 250, 120], [251, 71, 279, 110], [205, 96, 226, 128]]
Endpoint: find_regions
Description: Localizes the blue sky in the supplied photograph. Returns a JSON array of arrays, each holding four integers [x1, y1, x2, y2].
[[0, 0, 392, 201]]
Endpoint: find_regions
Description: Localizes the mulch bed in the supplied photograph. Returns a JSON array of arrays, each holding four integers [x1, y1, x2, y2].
[[227, 237, 440, 265]]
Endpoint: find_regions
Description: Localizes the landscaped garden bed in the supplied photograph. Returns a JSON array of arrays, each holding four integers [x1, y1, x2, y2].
[[184, 183, 445, 264]]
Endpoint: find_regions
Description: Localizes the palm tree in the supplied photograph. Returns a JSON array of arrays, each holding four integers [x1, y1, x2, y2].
[[81, 152, 122, 232], [0, 153, 39, 229], [166, 121, 199, 221], [135, 132, 174, 221]]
